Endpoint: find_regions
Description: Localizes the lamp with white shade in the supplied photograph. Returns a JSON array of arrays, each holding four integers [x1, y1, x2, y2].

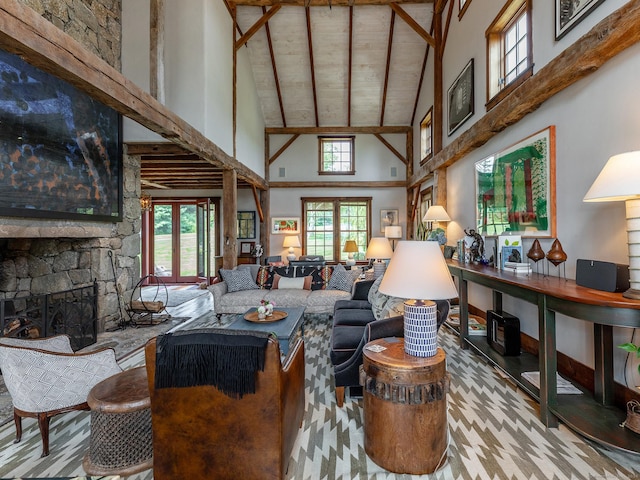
[[583, 151, 640, 299], [384, 225, 402, 250], [379, 241, 458, 357], [365, 237, 393, 278], [282, 235, 301, 262], [343, 240, 359, 266]]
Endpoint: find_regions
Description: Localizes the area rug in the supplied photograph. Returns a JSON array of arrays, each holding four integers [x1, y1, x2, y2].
[[0, 317, 637, 479]]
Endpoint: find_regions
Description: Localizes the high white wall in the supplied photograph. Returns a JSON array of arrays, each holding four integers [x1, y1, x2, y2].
[[269, 133, 407, 258], [413, 0, 639, 384]]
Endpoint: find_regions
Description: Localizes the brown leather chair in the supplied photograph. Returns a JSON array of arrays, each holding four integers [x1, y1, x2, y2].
[[145, 329, 305, 480]]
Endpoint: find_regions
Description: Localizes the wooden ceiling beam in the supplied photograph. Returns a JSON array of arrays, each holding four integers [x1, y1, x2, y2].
[[266, 125, 410, 134], [306, 7, 319, 127], [408, 0, 640, 188], [235, 4, 281, 50], [380, 10, 395, 126], [410, 20, 433, 125], [263, 6, 287, 127], [374, 133, 407, 165], [348, 5, 353, 127], [389, 3, 435, 48], [269, 134, 300, 164], [231, 0, 434, 5], [269, 180, 406, 188], [0, 1, 267, 190], [126, 142, 192, 155]]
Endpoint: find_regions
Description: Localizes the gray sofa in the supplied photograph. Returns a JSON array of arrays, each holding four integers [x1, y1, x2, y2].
[[209, 264, 357, 318]]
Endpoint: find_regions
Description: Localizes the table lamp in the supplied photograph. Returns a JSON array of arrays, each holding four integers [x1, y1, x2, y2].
[[379, 241, 458, 356], [384, 225, 402, 250], [365, 237, 393, 278], [282, 235, 301, 262], [584, 151, 640, 299], [343, 240, 359, 266]]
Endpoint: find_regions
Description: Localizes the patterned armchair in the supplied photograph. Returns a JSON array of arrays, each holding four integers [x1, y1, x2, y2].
[[0, 335, 122, 456]]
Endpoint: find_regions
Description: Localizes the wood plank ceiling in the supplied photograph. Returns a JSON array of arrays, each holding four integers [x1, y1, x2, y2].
[[135, 0, 435, 190]]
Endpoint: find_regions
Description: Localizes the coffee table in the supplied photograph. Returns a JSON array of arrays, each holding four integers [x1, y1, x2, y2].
[[227, 306, 305, 356]]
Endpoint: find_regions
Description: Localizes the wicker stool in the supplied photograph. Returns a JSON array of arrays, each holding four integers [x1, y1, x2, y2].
[[83, 366, 153, 476]]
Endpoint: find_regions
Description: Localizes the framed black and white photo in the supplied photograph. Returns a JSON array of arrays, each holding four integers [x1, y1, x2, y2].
[[240, 241, 255, 255], [380, 209, 398, 233], [555, 0, 605, 40], [447, 59, 474, 136]]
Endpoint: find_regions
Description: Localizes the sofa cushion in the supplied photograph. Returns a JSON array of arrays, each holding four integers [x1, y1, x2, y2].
[[330, 325, 366, 365], [263, 289, 311, 307], [352, 279, 375, 300], [333, 307, 375, 327], [256, 266, 294, 289], [304, 265, 333, 290], [218, 289, 268, 308], [306, 289, 351, 311], [367, 276, 390, 320], [272, 274, 312, 290], [219, 269, 259, 293], [327, 264, 353, 292]]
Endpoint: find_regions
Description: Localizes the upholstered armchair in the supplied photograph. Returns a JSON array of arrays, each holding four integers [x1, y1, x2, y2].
[[0, 335, 122, 456], [332, 300, 450, 407], [145, 328, 305, 480]]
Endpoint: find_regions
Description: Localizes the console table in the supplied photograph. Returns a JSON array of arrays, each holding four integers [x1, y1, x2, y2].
[[447, 259, 640, 455]]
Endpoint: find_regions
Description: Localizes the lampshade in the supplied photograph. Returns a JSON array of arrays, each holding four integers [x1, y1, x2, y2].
[[583, 151, 640, 202], [343, 240, 358, 253], [282, 235, 301, 248], [584, 151, 640, 299], [422, 205, 451, 223], [379, 241, 457, 300], [384, 225, 402, 239], [364, 237, 393, 260]]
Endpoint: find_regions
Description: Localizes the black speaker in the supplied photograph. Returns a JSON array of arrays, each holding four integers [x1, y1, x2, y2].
[[487, 310, 520, 356], [575, 259, 629, 293]]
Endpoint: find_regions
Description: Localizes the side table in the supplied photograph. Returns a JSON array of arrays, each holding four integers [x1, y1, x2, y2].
[[362, 337, 449, 474], [83, 366, 153, 476]]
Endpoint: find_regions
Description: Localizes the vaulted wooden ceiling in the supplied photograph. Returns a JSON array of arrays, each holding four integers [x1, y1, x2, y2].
[[233, 0, 435, 128]]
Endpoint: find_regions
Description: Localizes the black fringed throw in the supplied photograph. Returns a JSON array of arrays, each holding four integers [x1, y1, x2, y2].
[[155, 329, 270, 399]]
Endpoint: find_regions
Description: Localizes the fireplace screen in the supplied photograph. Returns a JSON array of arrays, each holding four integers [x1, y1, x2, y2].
[[0, 282, 98, 351]]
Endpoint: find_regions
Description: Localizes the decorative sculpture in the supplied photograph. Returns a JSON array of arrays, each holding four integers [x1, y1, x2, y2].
[[546, 238, 567, 278]]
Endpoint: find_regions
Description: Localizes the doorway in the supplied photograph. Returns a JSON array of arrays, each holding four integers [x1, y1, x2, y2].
[[141, 198, 219, 284]]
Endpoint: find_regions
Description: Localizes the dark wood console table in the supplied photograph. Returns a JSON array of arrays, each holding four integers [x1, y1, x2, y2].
[[447, 259, 640, 455]]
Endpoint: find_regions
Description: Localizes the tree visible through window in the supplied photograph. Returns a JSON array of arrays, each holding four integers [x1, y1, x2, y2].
[[303, 197, 370, 262], [318, 137, 355, 175]]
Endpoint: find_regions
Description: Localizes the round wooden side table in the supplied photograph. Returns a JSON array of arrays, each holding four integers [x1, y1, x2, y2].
[[362, 337, 449, 474], [83, 366, 153, 476]]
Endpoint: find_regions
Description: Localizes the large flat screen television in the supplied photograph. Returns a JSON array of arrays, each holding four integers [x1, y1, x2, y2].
[[0, 47, 122, 222]]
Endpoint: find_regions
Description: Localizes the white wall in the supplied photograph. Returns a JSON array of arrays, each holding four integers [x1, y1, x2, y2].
[[414, 0, 639, 384]]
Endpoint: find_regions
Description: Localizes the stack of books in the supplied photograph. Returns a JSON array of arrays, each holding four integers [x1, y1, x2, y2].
[[446, 313, 487, 336], [504, 261, 532, 275]]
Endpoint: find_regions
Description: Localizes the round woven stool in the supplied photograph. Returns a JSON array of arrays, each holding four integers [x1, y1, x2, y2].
[[83, 366, 153, 476]]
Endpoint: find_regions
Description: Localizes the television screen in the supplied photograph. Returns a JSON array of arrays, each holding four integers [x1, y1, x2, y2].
[[0, 47, 122, 222]]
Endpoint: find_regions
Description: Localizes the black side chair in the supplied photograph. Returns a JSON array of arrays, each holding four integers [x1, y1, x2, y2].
[[332, 300, 450, 407]]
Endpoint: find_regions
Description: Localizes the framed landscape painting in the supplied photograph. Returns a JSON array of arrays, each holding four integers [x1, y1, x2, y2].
[[475, 126, 556, 238], [271, 217, 300, 234]]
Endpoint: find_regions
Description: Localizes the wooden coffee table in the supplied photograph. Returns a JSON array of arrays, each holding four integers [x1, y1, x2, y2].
[[227, 306, 305, 355]]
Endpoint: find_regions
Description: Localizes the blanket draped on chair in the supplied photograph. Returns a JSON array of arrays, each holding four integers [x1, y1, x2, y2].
[[155, 329, 270, 398]]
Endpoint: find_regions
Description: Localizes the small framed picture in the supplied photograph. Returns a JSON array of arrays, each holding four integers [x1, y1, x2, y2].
[[447, 58, 474, 136], [380, 209, 399, 233], [555, 0, 605, 40], [271, 217, 300, 234], [501, 245, 524, 269], [240, 241, 255, 255]]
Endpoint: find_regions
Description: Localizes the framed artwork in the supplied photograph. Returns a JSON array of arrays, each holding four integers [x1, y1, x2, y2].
[[419, 107, 433, 165], [0, 47, 122, 222], [380, 209, 398, 233], [237, 211, 256, 239], [271, 217, 300, 234], [555, 0, 605, 40], [240, 241, 255, 255], [475, 126, 556, 238], [447, 59, 474, 136]]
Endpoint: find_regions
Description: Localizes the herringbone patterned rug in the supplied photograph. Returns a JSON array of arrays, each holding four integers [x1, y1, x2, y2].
[[0, 315, 637, 479]]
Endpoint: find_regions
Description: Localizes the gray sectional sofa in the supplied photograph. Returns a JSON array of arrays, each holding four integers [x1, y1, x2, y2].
[[209, 263, 361, 318]]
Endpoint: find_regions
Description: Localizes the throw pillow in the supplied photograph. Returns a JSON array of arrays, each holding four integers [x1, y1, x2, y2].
[[367, 275, 390, 320], [256, 266, 294, 289], [272, 274, 312, 290], [352, 279, 375, 301], [219, 269, 259, 293], [308, 265, 332, 290], [328, 263, 353, 292], [380, 297, 405, 319]]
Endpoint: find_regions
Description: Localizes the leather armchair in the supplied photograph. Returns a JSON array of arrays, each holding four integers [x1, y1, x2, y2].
[[145, 329, 305, 480], [0, 335, 122, 456]]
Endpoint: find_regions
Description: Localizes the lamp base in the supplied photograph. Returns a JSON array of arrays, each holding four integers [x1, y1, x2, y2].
[[403, 299, 438, 357], [373, 261, 387, 278], [287, 253, 296, 262], [346, 258, 356, 267]]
